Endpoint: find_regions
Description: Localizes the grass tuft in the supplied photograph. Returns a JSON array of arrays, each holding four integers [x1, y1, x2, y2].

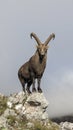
[[0, 96, 8, 115]]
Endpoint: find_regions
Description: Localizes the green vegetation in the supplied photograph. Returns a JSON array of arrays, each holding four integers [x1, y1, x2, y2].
[[7, 115, 17, 126], [0, 95, 8, 115], [1, 128, 8, 130], [7, 115, 28, 129], [0, 116, 59, 130], [31, 120, 59, 130], [32, 122, 49, 130]]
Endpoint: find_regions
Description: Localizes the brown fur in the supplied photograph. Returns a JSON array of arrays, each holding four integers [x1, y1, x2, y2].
[[18, 32, 55, 93]]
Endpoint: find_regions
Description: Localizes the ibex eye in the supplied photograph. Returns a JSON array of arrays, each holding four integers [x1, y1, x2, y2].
[[38, 48, 41, 51]]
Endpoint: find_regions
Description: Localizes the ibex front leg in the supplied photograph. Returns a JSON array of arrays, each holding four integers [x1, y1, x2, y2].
[[37, 77, 42, 93], [32, 77, 36, 92], [26, 80, 32, 94]]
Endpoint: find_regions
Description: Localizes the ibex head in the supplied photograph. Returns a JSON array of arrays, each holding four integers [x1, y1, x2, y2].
[[30, 32, 55, 56]]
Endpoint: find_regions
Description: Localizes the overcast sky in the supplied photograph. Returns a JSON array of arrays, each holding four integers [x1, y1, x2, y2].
[[0, 0, 73, 117]]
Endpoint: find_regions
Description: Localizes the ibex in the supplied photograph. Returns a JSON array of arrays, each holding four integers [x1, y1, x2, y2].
[[18, 32, 55, 93]]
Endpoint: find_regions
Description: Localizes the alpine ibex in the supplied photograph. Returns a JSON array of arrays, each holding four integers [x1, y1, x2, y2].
[[18, 32, 55, 93]]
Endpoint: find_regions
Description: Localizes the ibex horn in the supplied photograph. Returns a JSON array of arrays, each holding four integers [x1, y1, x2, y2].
[[44, 33, 55, 45], [30, 32, 41, 45]]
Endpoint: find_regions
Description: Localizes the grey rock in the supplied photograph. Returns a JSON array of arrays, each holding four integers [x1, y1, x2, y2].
[[3, 108, 17, 118], [7, 91, 27, 106], [26, 122, 34, 128], [26, 92, 49, 109], [24, 92, 49, 120], [0, 91, 50, 129], [7, 92, 49, 121], [60, 122, 73, 130], [0, 116, 7, 128]]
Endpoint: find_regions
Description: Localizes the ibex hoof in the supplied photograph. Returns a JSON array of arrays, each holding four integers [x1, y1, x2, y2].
[[32, 88, 36, 92], [26, 89, 31, 94], [38, 88, 43, 93]]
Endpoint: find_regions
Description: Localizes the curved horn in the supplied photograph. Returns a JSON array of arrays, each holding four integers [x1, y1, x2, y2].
[[30, 32, 41, 45], [44, 33, 55, 45]]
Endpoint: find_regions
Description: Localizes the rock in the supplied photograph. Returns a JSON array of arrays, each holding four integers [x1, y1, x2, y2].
[[15, 104, 23, 110], [26, 122, 34, 128], [7, 91, 27, 106], [26, 92, 48, 109], [3, 108, 17, 118], [0, 91, 60, 130], [24, 92, 49, 120], [0, 116, 7, 128], [60, 122, 73, 130], [7, 92, 49, 121], [7, 101, 12, 108]]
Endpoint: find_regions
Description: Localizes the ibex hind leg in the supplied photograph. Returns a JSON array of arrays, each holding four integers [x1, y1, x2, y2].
[[38, 87, 42, 93], [20, 79, 25, 92], [18, 75, 25, 92], [26, 80, 32, 94]]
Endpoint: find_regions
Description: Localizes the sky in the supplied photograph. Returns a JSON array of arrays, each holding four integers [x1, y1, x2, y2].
[[0, 0, 73, 117]]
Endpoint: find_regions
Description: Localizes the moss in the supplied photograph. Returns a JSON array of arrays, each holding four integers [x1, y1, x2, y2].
[[0, 96, 8, 115], [29, 120, 59, 130], [33, 122, 49, 130], [7, 115, 28, 129], [18, 115, 28, 128], [1, 128, 8, 130], [7, 115, 16, 126], [0, 115, 59, 130]]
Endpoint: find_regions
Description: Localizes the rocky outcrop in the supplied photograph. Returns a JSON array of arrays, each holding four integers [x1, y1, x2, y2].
[[51, 116, 73, 130], [7, 92, 49, 121], [0, 91, 59, 130], [1, 91, 73, 130], [60, 122, 73, 130]]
